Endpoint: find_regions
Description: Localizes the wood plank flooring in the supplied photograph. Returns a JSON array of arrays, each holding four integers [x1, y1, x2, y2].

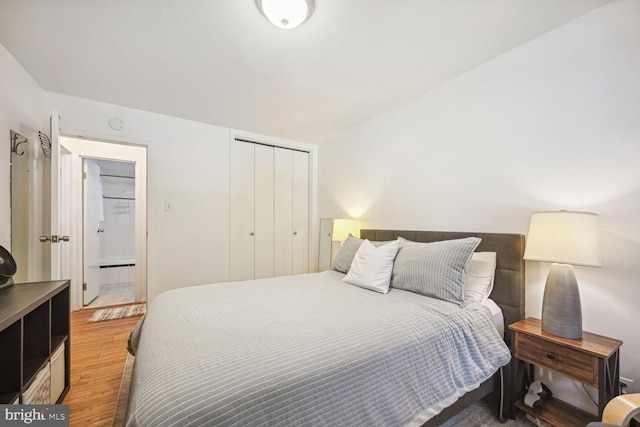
[[63, 308, 142, 427]]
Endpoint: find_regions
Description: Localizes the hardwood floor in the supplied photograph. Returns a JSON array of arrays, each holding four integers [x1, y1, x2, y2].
[[63, 308, 142, 427]]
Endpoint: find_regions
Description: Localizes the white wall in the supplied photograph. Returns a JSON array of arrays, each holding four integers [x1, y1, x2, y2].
[[100, 174, 136, 263], [42, 93, 318, 301], [43, 92, 232, 300], [319, 0, 640, 412], [3, 35, 318, 300], [0, 41, 47, 280]]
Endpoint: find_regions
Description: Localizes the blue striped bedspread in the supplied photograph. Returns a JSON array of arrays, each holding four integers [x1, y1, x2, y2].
[[125, 270, 510, 426]]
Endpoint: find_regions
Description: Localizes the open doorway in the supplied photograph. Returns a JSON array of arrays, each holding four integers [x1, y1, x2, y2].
[[84, 159, 136, 308], [59, 136, 147, 311]]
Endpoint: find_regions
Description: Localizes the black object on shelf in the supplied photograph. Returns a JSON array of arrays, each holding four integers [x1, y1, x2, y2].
[[0, 245, 17, 290]]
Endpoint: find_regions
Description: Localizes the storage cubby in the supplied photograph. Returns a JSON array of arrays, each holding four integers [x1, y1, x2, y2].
[[51, 287, 70, 352], [0, 320, 21, 404], [23, 301, 50, 388], [0, 280, 70, 405], [50, 286, 70, 401]]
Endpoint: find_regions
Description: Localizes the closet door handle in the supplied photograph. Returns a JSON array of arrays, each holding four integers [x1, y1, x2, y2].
[[293, 231, 298, 236], [40, 235, 70, 243], [250, 232, 255, 236]]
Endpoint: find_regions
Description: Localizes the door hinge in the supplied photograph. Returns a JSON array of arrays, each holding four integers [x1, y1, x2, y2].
[[83, 283, 87, 291], [83, 172, 87, 180]]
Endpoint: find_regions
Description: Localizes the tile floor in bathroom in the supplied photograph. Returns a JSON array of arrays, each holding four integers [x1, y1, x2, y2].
[[86, 281, 136, 308]]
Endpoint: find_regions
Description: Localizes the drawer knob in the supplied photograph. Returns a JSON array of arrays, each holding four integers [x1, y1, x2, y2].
[[546, 352, 555, 360]]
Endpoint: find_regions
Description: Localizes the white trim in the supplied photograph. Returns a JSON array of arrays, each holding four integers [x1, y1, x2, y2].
[[230, 128, 316, 153], [59, 136, 148, 311]]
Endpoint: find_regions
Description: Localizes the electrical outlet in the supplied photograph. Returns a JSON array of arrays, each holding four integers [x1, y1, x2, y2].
[[620, 377, 634, 394], [164, 201, 173, 212]]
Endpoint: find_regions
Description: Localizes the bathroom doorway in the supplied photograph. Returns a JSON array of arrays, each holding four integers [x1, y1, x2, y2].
[[84, 159, 136, 307], [59, 136, 147, 311]]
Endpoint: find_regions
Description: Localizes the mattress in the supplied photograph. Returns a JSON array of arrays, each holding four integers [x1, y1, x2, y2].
[[481, 298, 505, 338], [126, 271, 511, 427]]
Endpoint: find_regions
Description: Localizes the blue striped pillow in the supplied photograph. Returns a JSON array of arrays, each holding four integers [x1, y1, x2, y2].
[[391, 237, 481, 306]]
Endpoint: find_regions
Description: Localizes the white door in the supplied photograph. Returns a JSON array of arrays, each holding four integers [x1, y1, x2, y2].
[[254, 144, 274, 279], [292, 151, 309, 275], [82, 160, 101, 305], [230, 140, 255, 281], [274, 148, 293, 276], [230, 140, 311, 280], [49, 112, 61, 279], [48, 111, 71, 280]]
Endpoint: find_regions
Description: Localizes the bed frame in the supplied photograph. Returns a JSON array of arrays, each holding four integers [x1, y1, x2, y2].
[[359, 229, 526, 425]]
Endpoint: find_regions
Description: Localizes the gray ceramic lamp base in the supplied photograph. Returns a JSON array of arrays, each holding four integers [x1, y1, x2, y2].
[[541, 263, 583, 339]]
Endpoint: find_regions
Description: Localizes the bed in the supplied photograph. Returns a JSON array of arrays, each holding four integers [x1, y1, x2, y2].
[[125, 229, 525, 426]]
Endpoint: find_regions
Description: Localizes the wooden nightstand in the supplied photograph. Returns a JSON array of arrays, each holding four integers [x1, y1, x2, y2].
[[509, 317, 623, 426]]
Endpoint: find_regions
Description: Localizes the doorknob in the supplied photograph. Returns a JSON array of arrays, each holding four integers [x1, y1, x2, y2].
[[40, 235, 70, 243], [293, 231, 298, 235], [250, 232, 255, 236], [97, 228, 104, 233]]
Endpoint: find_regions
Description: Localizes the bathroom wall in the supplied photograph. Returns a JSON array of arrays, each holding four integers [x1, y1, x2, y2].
[[100, 175, 135, 263], [97, 162, 136, 288]]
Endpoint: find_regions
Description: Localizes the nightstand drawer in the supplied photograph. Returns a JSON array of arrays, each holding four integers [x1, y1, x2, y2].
[[514, 333, 595, 385]]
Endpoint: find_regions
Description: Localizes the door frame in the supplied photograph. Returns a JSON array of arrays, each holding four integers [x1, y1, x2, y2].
[[60, 136, 148, 311]]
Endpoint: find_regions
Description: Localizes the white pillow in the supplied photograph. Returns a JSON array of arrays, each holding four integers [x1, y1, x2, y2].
[[464, 252, 497, 304], [332, 234, 391, 273], [342, 239, 400, 293]]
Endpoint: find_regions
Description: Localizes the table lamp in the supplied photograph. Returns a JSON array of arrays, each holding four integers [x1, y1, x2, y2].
[[331, 219, 357, 244], [523, 211, 601, 339]]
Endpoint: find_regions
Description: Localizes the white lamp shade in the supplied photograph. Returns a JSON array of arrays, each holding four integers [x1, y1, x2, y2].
[[524, 211, 601, 267], [256, 0, 315, 29], [332, 219, 356, 242]]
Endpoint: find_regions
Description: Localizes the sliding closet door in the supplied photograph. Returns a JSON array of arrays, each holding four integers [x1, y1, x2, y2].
[[230, 140, 255, 281], [254, 145, 275, 279], [292, 151, 309, 275], [274, 148, 294, 276]]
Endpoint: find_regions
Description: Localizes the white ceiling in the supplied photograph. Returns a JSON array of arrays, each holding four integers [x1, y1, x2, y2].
[[0, 0, 611, 144]]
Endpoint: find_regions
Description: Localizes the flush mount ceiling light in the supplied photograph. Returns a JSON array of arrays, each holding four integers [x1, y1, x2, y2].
[[256, 0, 315, 30]]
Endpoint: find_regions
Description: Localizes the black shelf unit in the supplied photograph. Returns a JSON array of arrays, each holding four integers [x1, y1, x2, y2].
[[0, 280, 70, 404], [0, 319, 21, 404]]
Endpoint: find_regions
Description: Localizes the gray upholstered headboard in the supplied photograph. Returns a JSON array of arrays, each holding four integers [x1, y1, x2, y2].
[[359, 229, 525, 343]]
